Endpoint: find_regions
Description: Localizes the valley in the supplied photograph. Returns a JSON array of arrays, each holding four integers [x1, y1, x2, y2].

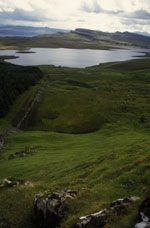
[[0, 59, 150, 228]]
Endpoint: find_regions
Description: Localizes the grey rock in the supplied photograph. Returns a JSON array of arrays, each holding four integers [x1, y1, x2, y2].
[[110, 197, 139, 207], [135, 198, 150, 228], [0, 178, 13, 187], [135, 222, 150, 228], [75, 197, 140, 228], [34, 189, 77, 228], [0, 177, 33, 188], [139, 198, 150, 218], [75, 209, 108, 228]]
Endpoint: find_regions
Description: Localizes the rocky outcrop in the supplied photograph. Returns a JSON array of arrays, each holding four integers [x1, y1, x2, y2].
[[74, 197, 140, 228], [34, 193, 140, 228], [75, 209, 108, 228], [110, 197, 138, 207], [110, 197, 140, 216], [135, 198, 150, 228], [34, 189, 77, 228], [8, 146, 36, 159], [0, 177, 33, 188]]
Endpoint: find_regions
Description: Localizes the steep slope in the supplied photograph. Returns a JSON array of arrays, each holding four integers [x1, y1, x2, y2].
[[0, 62, 42, 118], [0, 59, 150, 228]]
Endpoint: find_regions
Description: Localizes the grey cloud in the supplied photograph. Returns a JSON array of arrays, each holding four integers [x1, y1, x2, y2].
[[92, 0, 102, 13], [81, 1, 124, 15], [131, 1, 135, 6], [127, 10, 150, 20], [121, 18, 150, 26], [81, 1, 150, 20], [0, 8, 57, 23], [81, 0, 103, 14], [107, 9, 123, 15], [77, 19, 85, 22]]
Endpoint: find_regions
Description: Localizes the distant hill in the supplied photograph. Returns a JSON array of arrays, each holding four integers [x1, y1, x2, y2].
[[72, 28, 150, 48], [134, 31, 150, 37], [0, 27, 150, 50], [0, 25, 69, 37]]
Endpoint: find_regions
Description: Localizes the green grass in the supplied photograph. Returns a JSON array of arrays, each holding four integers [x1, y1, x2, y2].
[[1, 59, 150, 228], [16, 59, 150, 134], [0, 119, 12, 134], [1, 126, 150, 228]]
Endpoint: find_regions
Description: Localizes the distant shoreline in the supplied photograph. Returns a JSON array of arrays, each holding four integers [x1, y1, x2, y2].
[[0, 55, 18, 62], [16, 51, 36, 54], [134, 52, 150, 58]]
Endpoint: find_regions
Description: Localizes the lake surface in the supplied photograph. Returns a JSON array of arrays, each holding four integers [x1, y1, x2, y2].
[[0, 48, 149, 68]]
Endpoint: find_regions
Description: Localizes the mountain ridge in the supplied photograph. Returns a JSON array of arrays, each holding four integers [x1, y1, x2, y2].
[[0, 27, 150, 50], [0, 25, 69, 37]]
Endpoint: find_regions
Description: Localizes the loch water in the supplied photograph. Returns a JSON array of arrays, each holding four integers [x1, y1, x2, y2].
[[0, 48, 149, 68]]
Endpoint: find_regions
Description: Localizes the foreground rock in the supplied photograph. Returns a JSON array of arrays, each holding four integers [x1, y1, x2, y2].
[[0, 177, 32, 188], [34, 189, 77, 228], [8, 146, 36, 160], [75, 209, 108, 228], [75, 197, 139, 228], [135, 198, 150, 228]]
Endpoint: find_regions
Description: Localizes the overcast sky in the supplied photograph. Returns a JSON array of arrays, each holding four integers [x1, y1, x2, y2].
[[0, 0, 150, 32]]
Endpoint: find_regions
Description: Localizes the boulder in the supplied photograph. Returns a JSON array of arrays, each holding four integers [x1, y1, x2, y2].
[[135, 198, 150, 228], [0, 178, 16, 187], [74, 209, 108, 228], [110, 197, 136, 207], [110, 197, 140, 216], [139, 198, 150, 218], [34, 189, 77, 228], [75, 197, 140, 228], [0, 177, 32, 188], [110, 204, 127, 216], [8, 147, 35, 160], [135, 222, 150, 228]]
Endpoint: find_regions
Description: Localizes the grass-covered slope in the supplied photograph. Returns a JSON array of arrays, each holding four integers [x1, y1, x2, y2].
[[1, 59, 150, 228], [0, 28, 150, 50], [1, 127, 150, 228], [12, 59, 150, 134], [0, 62, 42, 118]]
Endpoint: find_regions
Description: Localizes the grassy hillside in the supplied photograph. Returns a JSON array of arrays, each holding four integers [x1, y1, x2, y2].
[[0, 62, 42, 118], [12, 59, 150, 134], [1, 59, 150, 228], [0, 28, 150, 50]]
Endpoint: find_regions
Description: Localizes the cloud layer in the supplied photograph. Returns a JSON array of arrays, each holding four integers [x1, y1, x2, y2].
[[0, 0, 149, 32]]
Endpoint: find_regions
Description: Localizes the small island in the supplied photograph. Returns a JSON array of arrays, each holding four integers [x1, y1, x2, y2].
[[16, 51, 36, 54]]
